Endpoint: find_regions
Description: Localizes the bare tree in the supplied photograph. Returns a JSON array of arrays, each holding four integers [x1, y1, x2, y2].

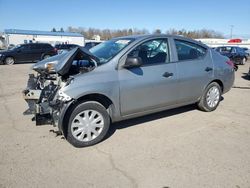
[[166, 28, 224, 39], [65, 27, 224, 40], [153, 29, 162, 34], [51, 28, 56, 32]]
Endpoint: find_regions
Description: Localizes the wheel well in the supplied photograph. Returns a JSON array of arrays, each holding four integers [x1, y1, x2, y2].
[[210, 79, 224, 92], [61, 94, 114, 137], [41, 53, 49, 59], [77, 94, 113, 110]]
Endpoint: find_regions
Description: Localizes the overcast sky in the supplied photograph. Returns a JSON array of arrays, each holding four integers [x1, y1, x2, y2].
[[0, 0, 249, 38]]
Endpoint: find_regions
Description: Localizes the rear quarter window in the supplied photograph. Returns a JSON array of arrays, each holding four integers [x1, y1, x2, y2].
[[174, 39, 207, 61]]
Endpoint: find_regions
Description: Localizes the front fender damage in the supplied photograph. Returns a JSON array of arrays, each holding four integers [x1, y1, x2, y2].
[[23, 47, 98, 131]]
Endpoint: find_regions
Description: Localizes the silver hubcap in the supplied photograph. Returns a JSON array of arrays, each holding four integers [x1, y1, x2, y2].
[[71, 110, 104, 142], [206, 86, 220, 108], [6, 57, 14, 65], [243, 58, 246, 64]]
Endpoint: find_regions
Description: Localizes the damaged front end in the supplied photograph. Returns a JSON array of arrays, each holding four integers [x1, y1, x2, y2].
[[23, 47, 99, 129], [23, 73, 62, 125]]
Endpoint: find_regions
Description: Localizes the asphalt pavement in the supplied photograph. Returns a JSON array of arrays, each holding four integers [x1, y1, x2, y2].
[[0, 62, 250, 188]]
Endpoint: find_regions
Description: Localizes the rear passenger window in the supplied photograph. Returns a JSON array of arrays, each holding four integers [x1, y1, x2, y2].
[[174, 40, 207, 61]]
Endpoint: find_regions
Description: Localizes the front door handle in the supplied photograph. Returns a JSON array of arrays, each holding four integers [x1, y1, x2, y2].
[[205, 67, 213, 72], [163, 72, 173, 78]]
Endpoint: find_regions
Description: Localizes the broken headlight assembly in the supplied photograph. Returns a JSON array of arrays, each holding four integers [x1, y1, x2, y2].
[[45, 61, 57, 73], [58, 90, 72, 102]]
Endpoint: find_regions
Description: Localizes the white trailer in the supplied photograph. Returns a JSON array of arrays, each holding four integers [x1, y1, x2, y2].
[[3, 29, 85, 48]]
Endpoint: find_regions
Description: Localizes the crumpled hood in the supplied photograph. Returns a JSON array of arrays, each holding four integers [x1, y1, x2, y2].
[[32, 47, 99, 75]]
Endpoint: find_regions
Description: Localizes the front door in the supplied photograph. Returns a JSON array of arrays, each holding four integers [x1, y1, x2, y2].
[[16, 44, 33, 62], [119, 38, 179, 116]]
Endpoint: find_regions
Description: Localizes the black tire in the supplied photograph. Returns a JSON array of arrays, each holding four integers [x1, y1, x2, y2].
[[4, 57, 15, 65], [197, 82, 222, 112], [66, 101, 110, 147]]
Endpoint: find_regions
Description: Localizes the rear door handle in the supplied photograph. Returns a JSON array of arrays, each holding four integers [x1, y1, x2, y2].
[[163, 72, 173, 78], [205, 67, 213, 72]]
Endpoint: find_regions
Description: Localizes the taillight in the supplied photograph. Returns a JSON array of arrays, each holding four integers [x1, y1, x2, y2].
[[54, 48, 58, 53], [226, 60, 234, 68]]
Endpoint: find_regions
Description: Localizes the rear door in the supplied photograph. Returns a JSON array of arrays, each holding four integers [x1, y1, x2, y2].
[[30, 44, 43, 61], [119, 38, 179, 116], [42, 44, 54, 56], [173, 39, 213, 103]]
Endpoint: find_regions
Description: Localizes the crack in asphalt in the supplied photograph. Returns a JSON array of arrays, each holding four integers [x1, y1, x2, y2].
[[95, 147, 138, 188], [232, 86, 250, 89]]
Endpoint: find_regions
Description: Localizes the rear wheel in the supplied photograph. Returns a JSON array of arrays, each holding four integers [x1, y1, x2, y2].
[[4, 57, 15, 65], [242, 57, 247, 65], [198, 82, 222, 112], [43, 54, 51, 59], [66, 101, 110, 147]]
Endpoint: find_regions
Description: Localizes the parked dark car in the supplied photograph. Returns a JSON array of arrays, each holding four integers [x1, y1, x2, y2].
[[23, 34, 235, 147], [242, 47, 250, 57], [0, 43, 57, 65], [84, 41, 101, 50], [55, 44, 80, 54], [215, 46, 248, 65]]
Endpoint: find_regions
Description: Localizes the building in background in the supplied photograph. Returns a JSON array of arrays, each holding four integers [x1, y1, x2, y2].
[[2, 29, 84, 48], [196, 38, 250, 49]]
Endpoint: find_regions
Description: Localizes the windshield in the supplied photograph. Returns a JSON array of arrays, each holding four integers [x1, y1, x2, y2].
[[89, 38, 134, 64]]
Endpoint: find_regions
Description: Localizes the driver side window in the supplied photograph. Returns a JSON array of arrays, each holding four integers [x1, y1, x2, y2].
[[128, 39, 170, 65], [19, 45, 30, 50]]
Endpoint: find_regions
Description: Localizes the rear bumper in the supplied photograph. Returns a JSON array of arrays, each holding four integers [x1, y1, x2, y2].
[[223, 70, 235, 94]]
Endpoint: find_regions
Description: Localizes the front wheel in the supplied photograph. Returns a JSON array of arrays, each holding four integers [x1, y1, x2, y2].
[[4, 57, 15, 65], [197, 82, 222, 112], [66, 101, 110, 147]]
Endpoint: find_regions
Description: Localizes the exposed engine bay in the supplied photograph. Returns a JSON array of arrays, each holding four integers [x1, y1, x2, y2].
[[23, 47, 99, 128]]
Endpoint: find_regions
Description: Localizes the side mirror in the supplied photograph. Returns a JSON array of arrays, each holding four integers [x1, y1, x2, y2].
[[123, 57, 142, 68]]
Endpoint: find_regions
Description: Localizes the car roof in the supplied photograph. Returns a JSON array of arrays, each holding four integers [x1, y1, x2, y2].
[[20, 43, 51, 46], [217, 46, 239, 48], [56, 44, 78, 46]]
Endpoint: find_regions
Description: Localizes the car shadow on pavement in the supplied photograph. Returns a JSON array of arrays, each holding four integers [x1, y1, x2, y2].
[[104, 104, 197, 141], [15, 62, 35, 65]]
